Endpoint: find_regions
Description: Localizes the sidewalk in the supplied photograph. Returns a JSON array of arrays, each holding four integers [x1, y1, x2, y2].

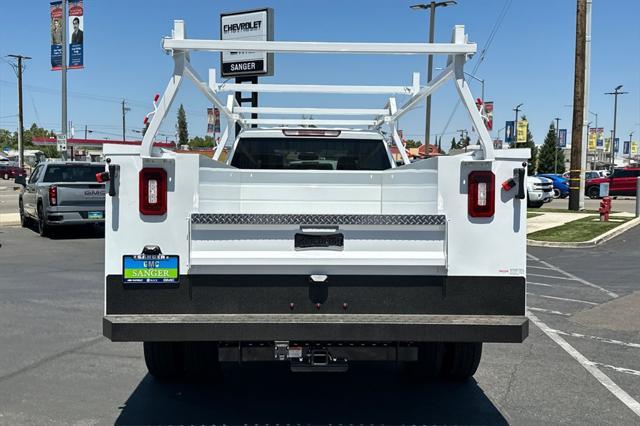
[[528, 211, 636, 234], [0, 213, 20, 226]]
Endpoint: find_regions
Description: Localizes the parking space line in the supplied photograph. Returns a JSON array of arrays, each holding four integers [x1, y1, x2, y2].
[[529, 273, 578, 281], [527, 265, 554, 271], [527, 281, 554, 287], [528, 312, 640, 417], [587, 362, 640, 377], [527, 306, 571, 316], [549, 329, 640, 349], [527, 292, 598, 306], [527, 254, 619, 299]]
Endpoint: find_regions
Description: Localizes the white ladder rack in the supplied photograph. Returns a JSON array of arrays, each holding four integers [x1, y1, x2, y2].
[[140, 20, 495, 163]]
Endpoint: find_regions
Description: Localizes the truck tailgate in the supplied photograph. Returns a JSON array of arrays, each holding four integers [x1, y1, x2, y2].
[[188, 167, 446, 275], [55, 183, 105, 207]]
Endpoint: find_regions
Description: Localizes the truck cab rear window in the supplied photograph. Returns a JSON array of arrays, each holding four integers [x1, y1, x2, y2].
[[230, 137, 391, 170], [43, 165, 105, 183]]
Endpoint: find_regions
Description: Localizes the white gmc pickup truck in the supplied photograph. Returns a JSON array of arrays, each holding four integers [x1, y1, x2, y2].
[[102, 20, 529, 381]]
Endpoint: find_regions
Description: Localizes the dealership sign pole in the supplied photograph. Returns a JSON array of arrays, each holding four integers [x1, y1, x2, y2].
[[220, 8, 274, 136]]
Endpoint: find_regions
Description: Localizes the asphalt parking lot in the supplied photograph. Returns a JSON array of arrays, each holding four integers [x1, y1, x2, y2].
[[1, 223, 640, 424]]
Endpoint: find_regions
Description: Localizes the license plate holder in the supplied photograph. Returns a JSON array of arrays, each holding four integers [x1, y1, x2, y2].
[[122, 255, 179, 284], [295, 233, 344, 250]]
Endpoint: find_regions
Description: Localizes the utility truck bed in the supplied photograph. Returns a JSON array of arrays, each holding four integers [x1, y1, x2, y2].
[[102, 20, 529, 381]]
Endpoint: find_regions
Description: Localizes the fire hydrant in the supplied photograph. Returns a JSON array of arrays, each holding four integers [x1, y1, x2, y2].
[[599, 196, 611, 222]]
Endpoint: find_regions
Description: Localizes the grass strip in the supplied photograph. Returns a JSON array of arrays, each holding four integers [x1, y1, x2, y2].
[[527, 213, 543, 219], [528, 216, 632, 242]]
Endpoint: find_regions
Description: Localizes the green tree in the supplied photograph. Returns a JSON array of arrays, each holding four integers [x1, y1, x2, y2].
[[537, 122, 565, 174], [177, 104, 189, 146], [449, 137, 459, 152], [404, 139, 422, 149], [189, 135, 215, 149]]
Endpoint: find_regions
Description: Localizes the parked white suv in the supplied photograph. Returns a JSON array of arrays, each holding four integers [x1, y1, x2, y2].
[[527, 176, 553, 208]]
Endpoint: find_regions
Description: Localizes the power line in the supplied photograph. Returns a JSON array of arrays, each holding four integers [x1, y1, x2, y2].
[[439, 0, 512, 139]]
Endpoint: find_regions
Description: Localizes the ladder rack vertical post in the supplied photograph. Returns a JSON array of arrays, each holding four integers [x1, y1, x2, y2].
[[234, 76, 259, 135]]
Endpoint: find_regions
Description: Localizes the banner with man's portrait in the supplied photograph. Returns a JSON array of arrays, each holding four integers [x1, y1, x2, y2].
[[50, 0, 84, 70]]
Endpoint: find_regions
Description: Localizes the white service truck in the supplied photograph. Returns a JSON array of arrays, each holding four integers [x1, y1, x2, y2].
[[102, 21, 529, 380]]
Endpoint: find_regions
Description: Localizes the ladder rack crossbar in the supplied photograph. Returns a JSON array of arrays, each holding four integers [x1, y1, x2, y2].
[[233, 107, 390, 116]]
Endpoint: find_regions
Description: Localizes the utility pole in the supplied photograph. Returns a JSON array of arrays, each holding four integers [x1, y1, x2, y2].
[[554, 117, 561, 174], [569, 0, 587, 211], [578, 0, 593, 210], [6, 54, 31, 169], [410, 1, 457, 146], [605, 85, 627, 172], [121, 99, 131, 142]]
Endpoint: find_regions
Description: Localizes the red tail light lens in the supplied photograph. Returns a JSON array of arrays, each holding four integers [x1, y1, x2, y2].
[[139, 168, 167, 215], [49, 185, 57, 206], [468, 171, 495, 218]]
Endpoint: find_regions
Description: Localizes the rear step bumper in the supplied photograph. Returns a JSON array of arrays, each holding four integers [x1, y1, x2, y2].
[[103, 313, 528, 343]]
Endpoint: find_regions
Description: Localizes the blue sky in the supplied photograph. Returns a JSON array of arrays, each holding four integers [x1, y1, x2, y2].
[[1, 0, 638, 149]]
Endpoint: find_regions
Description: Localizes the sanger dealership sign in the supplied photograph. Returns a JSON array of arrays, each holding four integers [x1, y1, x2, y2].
[[220, 8, 274, 77]]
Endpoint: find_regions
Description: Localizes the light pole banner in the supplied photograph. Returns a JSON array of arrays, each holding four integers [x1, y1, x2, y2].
[[516, 120, 527, 143], [50, 1, 63, 70], [207, 108, 214, 134], [68, 0, 84, 69], [588, 128, 597, 151], [632, 142, 638, 156], [595, 128, 604, 149], [484, 102, 493, 131], [613, 138, 618, 153], [51, 1, 84, 70], [623, 140, 630, 155], [214, 108, 221, 134], [604, 137, 610, 152], [505, 121, 515, 144], [558, 129, 567, 148]]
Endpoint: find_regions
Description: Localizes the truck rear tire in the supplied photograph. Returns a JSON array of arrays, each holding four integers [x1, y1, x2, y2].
[[587, 186, 600, 199], [143, 341, 220, 381], [527, 200, 544, 208], [407, 342, 445, 379], [183, 341, 221, 380], [37, 204, 50, 237], [143, 342, 184, 380], [442, 342, 482, 380]]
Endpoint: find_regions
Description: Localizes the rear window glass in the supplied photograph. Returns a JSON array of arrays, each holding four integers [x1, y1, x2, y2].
[[42, 165, 104, 182], [230, 137, 391, 170]]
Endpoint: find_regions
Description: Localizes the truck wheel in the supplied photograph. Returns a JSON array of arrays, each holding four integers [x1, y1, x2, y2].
[[19, 199, 29, 228], [527, 200, 544, 208], [2, 173, 8, 180], [441, 342, 482, 381], [183, 341, 221, 380], [143, 342, 184, 380], [408, 342, 445, 379], [553, 188, 561, 199], [587, 186, 600, 199], [37, 204, 50, 237]]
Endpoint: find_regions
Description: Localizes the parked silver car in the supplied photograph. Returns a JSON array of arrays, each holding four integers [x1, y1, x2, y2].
[[16, 162, 106, 236]]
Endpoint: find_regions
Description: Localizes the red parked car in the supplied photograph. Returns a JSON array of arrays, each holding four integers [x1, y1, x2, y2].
[[0, 161, 27, 180], [585, 167, 640, 198]]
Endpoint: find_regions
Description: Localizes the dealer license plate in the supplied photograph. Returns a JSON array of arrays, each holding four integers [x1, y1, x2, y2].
[[123, 255, 179, 284], [88, 211, 103, 220]]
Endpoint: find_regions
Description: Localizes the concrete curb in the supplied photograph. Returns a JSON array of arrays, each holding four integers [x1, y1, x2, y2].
[[527, 216, 640, 248], [0, 213, 20, 227]]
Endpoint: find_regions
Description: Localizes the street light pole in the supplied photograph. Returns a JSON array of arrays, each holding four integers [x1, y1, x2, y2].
[[554, 117, 561, 174], [605, 85, 628, 172], [513, 103, 523, 146], [410, 1, 457, 146]]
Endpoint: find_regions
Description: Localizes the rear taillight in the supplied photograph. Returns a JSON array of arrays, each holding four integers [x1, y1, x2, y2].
[[139, 168, 167, 215], [468, 171, 495, 218], [48, 185, 57, 206]]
